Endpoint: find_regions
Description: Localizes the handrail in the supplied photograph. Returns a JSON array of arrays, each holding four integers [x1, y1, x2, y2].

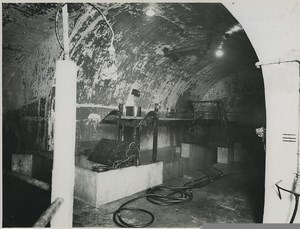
[[4, 170, 50, 191], [33, 197, 64, 227]]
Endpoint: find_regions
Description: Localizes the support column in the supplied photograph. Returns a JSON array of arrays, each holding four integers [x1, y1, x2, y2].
[[223, 0, 300, 222], [51, 60, 77, 227], [260, 60, 300, 223], [51, 4, 77, 227]]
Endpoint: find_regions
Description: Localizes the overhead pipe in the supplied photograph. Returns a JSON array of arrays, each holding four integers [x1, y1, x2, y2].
[[255, 57, 300, 68], [163, 33, 213, 61]]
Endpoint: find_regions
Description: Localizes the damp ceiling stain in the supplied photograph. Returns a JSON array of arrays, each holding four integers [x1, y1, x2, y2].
[[3, 3, 261, 114]]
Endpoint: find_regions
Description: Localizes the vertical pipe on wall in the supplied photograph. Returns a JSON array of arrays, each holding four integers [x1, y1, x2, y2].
[[152, 116, 158, 162], [118, 104, 123, 141], [62, 4, 69, 60], [0, 4, 3, 227]]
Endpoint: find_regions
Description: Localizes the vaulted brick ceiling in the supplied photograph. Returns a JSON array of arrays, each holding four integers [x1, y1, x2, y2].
[[2, 3, 263, 118]]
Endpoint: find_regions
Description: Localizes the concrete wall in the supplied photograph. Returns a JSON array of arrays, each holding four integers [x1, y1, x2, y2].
[[3, 0, 300, 223]]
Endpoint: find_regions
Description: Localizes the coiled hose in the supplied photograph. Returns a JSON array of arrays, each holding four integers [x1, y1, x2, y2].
[[113, 167, 223, 227]]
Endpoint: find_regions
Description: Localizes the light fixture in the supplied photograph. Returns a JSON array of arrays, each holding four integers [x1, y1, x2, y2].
[[108, 45, 115, 57], [225, 24, 243, 36], [215, 49, 224, 58], [146, 8, 156, 17]]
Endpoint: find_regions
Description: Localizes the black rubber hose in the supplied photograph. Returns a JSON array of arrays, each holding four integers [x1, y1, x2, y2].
[[55, 3, 65, 51], [113, 195, 154, 228], [289, 194, 299, 223], [146, 185, 193, 206], [275, 181, 300, 224], [113, 167, 224, 228]]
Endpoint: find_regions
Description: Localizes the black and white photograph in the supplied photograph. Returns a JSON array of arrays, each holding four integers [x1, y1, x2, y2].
[[1, 0, 300, 227]]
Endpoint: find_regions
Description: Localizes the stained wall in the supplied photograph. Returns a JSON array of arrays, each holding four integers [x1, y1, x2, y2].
[[2, 3, 265, 164]]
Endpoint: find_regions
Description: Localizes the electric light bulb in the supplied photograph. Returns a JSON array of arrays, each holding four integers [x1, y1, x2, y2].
[[215, 49, 224, 58], [146, 9, 155, 17], [108, 45, 115, 57]]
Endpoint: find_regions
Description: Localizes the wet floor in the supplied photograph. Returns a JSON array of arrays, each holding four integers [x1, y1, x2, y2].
[[73, 164, 264, 227], [2, 163, 264, 227]]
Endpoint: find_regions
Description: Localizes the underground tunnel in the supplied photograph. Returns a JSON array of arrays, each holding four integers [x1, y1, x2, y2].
[[2, 1, 300, 227]]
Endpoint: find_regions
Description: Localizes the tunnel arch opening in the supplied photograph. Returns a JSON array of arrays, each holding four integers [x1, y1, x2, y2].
[[7, 1, 297, 226], [222, 0, 300, 224], [83, 2, 267, 223]]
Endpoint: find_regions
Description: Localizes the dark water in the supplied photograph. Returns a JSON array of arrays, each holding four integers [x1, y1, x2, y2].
[[2, 174, 51, 227]]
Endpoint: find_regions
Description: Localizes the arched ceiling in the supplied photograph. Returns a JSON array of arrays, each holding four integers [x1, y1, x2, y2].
[[2, 3, 262, 115]]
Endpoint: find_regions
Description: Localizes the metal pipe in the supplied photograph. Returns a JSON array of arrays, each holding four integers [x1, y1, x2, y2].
[[152, 115, 158, 163], [255, 58, 300, 68], [257, 59, 300, 179], [62, 4, 69, 59], [4, 170, 50, 191], [163, 33, 212, 58], [134, 126, 140, 166], [164, 44, 203, 54], [33, 197, 64, 227], [118, 104, 123, 141]]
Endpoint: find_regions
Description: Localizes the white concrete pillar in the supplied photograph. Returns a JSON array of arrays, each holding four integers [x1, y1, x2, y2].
[[51, 60, 77, 227], [223, 0, 300, 223], [261, 61, 300, 223]]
